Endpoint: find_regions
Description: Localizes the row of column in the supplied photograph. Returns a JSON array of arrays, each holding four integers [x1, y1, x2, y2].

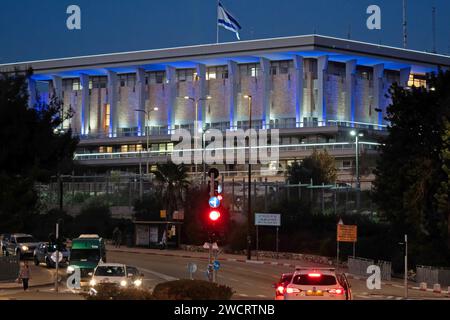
[[28, 56, 413, 135]]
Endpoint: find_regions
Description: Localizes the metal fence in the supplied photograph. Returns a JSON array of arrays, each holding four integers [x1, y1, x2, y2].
[[416, 265, 450, 286], [0, 256, 19, 282], [347, 257, 392, 281]]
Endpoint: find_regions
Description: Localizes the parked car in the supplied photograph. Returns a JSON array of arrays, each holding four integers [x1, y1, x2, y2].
[[0, 234, 11, 256], [33, 242, 70, 268], [5, 234, 40, 259]]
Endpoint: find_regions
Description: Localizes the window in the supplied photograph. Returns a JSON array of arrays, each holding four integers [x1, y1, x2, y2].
[[292, 274, 337, 286], [206, 66, 228, 80], [176, 69, 194, 82], [121, 145, 128, 153], [408, 74, 427, 88], [167, 143, 174, 152], [119, 74, 136, 87], [104, 104, 111, 131], [148, 71, 166, 84], [239, 63, 260, 77]]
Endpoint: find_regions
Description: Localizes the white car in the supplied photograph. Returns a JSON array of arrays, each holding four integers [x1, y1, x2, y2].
[[284, 268, 352, 300], [89, 263, 144, 290]]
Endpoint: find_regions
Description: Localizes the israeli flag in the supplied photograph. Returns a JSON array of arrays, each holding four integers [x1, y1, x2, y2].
[[218, 2, 242, 40]]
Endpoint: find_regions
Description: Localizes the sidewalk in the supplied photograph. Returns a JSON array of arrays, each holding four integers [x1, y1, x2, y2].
[[0, 265, 54, 290], [107, 245, 333, 269]]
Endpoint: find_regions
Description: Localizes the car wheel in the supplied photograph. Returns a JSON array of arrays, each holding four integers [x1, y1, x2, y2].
[[34, 256, 40, 266]]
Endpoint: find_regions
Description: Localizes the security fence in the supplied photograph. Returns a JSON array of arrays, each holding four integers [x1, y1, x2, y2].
[[0, 256, 19, 282], [347, 256, 392, 281], [416, 265, 450, 287]]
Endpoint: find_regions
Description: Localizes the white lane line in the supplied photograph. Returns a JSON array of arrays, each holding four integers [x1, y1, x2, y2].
[[392, 284, 404, 288], [386, 296, 394, 299], [238, 293, 248, 297], [230, 278, 239, 282], [356, 295, 371, 299], [139, 267, 178, 282], [257, 294, 266, 298]]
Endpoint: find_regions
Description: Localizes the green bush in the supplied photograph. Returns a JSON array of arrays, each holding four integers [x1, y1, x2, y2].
[[152, 280, 233, 300], [86, 283, 154, 300]]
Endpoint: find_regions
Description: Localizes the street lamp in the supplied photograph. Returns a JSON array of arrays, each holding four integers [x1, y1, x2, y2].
[[135, 107, 159, 175], [350, 130, 364, 210], [244, 94, 253, 260], [184, 95, 212, 183]]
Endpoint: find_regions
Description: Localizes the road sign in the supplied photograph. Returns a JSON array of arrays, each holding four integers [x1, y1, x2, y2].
[[188, 262, 197, 274], [209, 197, 221, 208], [213, 260, 221, 271], [51, 251, 63, 263], [160, 210, 167, 219], [337, 224, 357, 242], [255, 213, 281, 227]]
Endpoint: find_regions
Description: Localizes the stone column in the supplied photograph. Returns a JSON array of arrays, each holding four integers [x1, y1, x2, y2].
[[107, 70, 118, 137], [259, 57, 271, 128], [165, 66, 176, 133], [195, 63, 207, 127], [80, 74, 90, 135], [27, 77, 37, 108], [345, 59, 357, 124], [227, 60, 239, 129], [373, 64, 385, 127], [317, 56, 329, 124], [136, 68, 146, 136], [293, 55, 304, 127]]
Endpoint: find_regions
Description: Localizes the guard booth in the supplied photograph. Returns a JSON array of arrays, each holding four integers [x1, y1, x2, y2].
[[133, 221, 183, 249]]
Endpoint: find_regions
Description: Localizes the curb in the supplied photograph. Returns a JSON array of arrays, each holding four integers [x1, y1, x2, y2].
[[0, 281, 54, 290]]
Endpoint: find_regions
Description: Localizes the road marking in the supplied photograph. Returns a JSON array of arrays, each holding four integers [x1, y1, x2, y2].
[[139, 267, 178, 282], [356, 295, 371, 299], [238, 293, 248, 297], [257, 294, 266, 298], [230, 278, 239, 282], [392, 284, 404, 288]]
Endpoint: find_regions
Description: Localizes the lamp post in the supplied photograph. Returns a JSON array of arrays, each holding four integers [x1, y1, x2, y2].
[[244, 95, 253, 260], [135, 107, 159, 175], [184, 95, 212, 184], [350, 130, 364, 210]]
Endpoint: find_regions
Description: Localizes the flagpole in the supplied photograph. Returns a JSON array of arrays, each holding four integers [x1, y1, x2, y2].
[[216, 0, 219, 43]]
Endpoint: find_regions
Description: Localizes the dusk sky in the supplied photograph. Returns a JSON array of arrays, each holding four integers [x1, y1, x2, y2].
[[1, 0, 449, 64]]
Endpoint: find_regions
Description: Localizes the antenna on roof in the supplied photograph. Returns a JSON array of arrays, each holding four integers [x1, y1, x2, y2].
[[402, 0, 407, 48], [347, 24, 352, 40], [432, 6, 437, 54]]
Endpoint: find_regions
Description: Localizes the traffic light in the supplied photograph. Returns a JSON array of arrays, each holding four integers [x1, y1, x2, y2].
[[208, 210, 221, 222]]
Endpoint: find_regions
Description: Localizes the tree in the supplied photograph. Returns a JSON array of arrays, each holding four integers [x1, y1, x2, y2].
[[373, 71, 450, 263], [0, 70, 78, 232], [152, 162, 190, 218], [287, 149, 337, 185]]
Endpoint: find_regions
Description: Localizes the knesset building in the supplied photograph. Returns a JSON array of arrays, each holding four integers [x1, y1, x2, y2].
[[2, 35, 449, 188]]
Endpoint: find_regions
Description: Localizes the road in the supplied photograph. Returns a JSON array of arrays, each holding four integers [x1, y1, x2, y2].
[[1, 249, 448, 300]]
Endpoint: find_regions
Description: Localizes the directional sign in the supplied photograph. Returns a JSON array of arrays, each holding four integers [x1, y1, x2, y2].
[[209, 197, 221, 208], [51, 251, 63, 263], [337, 224, 357, 242], [188, 262, 198, 274], [213, 260, 221, 271]]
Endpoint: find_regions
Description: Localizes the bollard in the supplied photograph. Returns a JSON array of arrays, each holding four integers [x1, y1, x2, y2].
[[419, 282, 427, 291], [433, 283, 441, 293]]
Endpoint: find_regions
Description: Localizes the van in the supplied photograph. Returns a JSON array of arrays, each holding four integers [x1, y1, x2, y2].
[[67, 234, 106, 281]]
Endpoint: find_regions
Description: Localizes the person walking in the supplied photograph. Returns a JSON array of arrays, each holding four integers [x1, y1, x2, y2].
[[113, 227, 122, 248], [18, 261, 31, 291]]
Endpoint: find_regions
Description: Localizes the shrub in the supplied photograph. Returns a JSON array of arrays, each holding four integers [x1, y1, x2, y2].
[[152, 280, 233, 300], [86, 283, 154, 300]]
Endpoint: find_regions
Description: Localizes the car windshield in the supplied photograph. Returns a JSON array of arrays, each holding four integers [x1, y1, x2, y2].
[[281, 274, 293, 283], [95, 266, 125, 277], [16, 237, 36, 243], [70, 249, 100, 262], [47, 243, 67, 252], [292, 274, 337, 286]]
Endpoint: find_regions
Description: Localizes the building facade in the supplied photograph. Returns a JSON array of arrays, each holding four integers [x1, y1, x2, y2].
[[2, 35, 449, 187]]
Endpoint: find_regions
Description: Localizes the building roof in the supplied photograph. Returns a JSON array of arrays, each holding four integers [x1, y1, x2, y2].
[[1, 35, 449, 79]]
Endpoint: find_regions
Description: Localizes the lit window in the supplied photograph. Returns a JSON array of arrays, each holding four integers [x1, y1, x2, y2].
[[207, 71, 216, 80], [106, 147, 113, 153], [136, 144, 143, 152], [159, 144, 167, 152], [99, 146, 105, 153], [167, 143, 174, 152], [104, 104, 111, 130], [121, 145, 128, 153], [408, 74, 427, 88], [72, 81, 80, 91]]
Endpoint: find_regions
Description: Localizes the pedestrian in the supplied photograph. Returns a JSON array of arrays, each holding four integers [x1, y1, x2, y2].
[[117, 228, 122, 248], [113, 227, 122, 248], [18, 261, 31, 291]]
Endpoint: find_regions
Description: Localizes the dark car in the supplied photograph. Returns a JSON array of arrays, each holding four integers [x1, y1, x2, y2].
[[273, 273, 294, 300], [33, 242, 70, 268]]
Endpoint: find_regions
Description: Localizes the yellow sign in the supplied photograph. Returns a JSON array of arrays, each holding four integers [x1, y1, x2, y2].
[[337, 224, 357, 242], [160, 210, 167, 219]]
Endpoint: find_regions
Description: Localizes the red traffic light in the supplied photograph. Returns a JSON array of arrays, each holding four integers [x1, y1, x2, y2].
[[209, 210, 221, 222]]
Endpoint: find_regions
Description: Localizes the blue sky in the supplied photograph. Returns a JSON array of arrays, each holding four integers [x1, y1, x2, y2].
[[0, 0, 449, 64]]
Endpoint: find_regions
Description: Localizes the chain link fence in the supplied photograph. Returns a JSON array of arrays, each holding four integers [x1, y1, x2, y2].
[[347, 256, 392, 281]]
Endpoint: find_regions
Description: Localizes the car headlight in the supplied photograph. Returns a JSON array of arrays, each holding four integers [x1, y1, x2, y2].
[[120, 280, 127, 287], [89, 279, 97, 287], [133, 279, 142, 287], [67, 266, 75, 274], [21, 245, 29, 251]]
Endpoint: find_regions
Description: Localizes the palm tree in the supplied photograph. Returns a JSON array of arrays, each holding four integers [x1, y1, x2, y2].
[[152, 162, 190, 218]]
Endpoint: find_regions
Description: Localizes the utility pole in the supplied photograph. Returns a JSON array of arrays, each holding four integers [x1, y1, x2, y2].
[[55, 222, 59, 293], [244, 95, 253, 260], [432, 6, 437, 54], [404, 234, 408, 299], [403, 0, 408, 48]]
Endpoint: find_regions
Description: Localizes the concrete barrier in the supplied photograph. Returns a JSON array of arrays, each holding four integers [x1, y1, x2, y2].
[[419, 282, 427, 291], [433, 284, 441, 293]]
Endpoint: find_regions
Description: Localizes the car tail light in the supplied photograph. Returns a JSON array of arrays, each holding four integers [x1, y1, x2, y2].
[[286, 287, 300, 294], [328, 288, 345, 295], [277, 286, 285, 294], [308, 273, 322, 278]]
